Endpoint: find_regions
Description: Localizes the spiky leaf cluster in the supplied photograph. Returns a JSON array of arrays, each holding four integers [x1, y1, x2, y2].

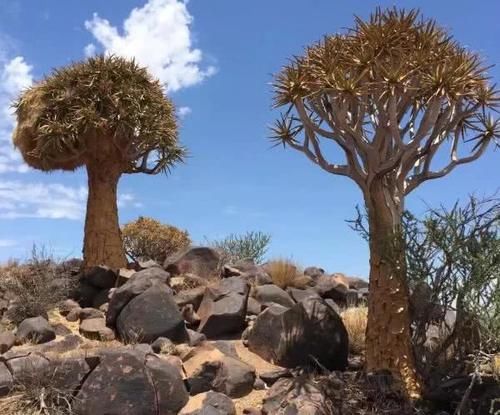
[[272, 8, 499, 193], [14, 55, 184, 173]]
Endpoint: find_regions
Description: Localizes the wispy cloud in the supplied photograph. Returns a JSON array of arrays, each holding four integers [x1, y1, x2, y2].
[[177, 106, 192, 119], [0, 181, 141, 220], [0, 239, 17, 248], [84, 0, 216, 92], [0, 54, 33, 173]]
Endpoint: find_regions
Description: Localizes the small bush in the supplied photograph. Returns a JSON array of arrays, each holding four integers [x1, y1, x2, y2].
[[122, 216, 191, 264], [0, 246, 74, 324], [0, 360, 77, 415], [266, 259, 303, 289], [341, 306, 368, 355], [210, 231, 271, 264]]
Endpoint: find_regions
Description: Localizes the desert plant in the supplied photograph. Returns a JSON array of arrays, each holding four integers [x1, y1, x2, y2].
[[0, 359, 78, 415], [122, 216, 191, 264], [351, 195, 500, 378], [13, 55, 185, 269], [265, 259, 304, 289], [271, 7, 499, 396], [210, 231, 271, 264], [0, 246, 74, 324], [341, 306, 368, 355], [404, 196, 499, 378]]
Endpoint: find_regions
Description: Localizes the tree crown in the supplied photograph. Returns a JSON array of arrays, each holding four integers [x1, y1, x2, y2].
[[14, 55, 184, 174], [272, 8, 499, 195]]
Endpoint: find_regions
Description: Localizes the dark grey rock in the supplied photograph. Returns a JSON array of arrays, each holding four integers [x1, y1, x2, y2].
[[165, 247, 220, 279], [79, 318, 115, 341], [287, 287, 321, 304], [254, 285, 295, 308], [73, 349, 188, 415], [174, 286, 207, 310], [187, 355, 255, 398], [246, 297, 262, 315], [303, 267, 325, 279], [59, 299, 80, 316], [106, 267, 171, 327], [117, 284, 187, 344], [248, 297, 348, 371], [197, 277, 250, 339], [16, 316, 56, 344], [260, 368, 293, 386], [81, 265, 118, 289], [79, 307, 104, 321], [0, 331, 15, 354], [187, 329, 206, 347], [0, 362, 13, 397]]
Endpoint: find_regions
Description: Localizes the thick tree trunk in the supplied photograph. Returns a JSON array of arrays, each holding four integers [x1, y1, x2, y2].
[[364, 179, 421, 398], [82, 162, 127, 269]]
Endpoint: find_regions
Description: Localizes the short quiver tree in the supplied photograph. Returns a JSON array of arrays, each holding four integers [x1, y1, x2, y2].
[[271, 8, 499, 397], [13, 55, 184, 269]]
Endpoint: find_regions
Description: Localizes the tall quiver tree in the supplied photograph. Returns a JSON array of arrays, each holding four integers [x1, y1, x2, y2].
[[271, 8, 499, 397], [13, 55, 184, 269]]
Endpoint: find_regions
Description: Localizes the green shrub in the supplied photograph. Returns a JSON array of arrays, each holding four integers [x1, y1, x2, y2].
[[210, 231, 271, 264], [351, 195, 500, 379], [122, 216, 191, 263]]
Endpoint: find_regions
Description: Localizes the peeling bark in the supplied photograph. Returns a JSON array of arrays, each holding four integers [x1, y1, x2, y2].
[[364, 178, 422, 398], [82, 161, 127, 269]]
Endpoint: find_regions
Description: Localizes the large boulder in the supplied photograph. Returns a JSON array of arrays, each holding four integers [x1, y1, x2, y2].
[[165, 247, 220, 279], [16, 316, 56, 344], [80, 266, 118, 289], [5, 353, 51, 383], [116, 284, 187, 344], [184, 344, 256, 398], [74, 349, 189, 415], [197, 277, 250, 338], [254, 284, 295, 308], [314, 276, 358, 307], [106, 267, 171, 326], [248, 297, 348, 371]]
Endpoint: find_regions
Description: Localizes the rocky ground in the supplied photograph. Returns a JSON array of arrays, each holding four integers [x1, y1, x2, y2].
[[0, 247, 498, 414]]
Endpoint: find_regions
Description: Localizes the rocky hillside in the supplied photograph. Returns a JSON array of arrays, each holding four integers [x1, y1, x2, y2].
[[0, 247, 498, 414]]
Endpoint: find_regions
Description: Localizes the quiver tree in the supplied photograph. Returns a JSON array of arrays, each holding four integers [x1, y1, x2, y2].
[[271, 8, 499, 397], [13, 55, 184, 269]]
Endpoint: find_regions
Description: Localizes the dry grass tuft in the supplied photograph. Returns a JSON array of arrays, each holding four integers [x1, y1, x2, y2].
[[0, 363, 77, 415], [341, 306, 368, 355], [266, 259, 302, 289]]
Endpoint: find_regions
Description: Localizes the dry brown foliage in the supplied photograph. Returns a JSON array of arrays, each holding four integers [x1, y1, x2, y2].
[[341, 306, 368, 355], [266, 259, 310, 289], [122, 216, 191, 264], [0, 247, 75, 324]]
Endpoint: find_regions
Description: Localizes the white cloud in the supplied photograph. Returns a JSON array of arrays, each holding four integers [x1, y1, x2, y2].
[[0, 239, 17, 248], [177, 106, 191, 118], [84, 43, 96, 57], [84, 0, 216, 92], [0, 181, 141, 220], [0, 54, 33, 173]]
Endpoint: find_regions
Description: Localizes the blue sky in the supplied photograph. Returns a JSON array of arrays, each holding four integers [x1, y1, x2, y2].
[[0, 0, 498, 277]]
